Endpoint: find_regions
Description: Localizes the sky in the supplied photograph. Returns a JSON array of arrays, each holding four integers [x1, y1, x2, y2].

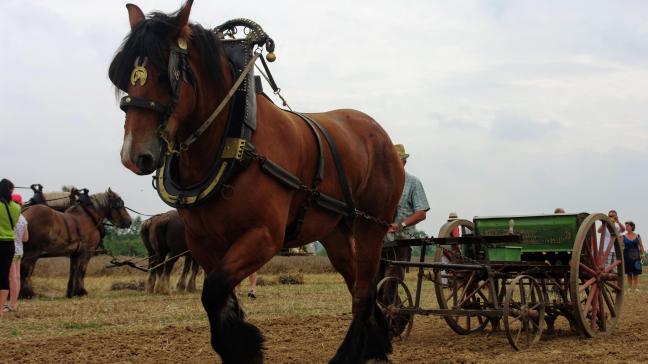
[[1, 0, 646, 237]]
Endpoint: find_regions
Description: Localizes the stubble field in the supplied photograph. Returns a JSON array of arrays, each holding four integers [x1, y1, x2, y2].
[[0, 256, 646, 363]]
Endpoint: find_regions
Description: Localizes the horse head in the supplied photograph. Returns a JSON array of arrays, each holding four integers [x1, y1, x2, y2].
[[109, 1, 212, 175], [104, 188, 132, 229]]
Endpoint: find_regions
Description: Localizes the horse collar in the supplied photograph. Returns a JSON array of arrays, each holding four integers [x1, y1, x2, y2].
[[154, 40, 258, 208]]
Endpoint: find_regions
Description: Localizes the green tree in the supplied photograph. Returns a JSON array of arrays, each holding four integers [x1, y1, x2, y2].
[[102, 216, 146, 256]]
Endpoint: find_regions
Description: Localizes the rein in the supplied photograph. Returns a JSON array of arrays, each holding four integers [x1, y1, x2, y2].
[[124, 206, 159, 217]]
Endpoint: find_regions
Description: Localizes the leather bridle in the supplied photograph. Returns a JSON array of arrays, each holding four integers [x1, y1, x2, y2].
[[119, 40, 195, 154]]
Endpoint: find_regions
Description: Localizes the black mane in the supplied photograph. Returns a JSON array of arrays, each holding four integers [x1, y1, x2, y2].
[[108, 11, 223, 93]]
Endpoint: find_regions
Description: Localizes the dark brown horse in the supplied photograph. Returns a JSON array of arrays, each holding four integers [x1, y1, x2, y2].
[[140, 210, 200, 293], [109, 2, 403, 363], [20, 189, 132, 298]]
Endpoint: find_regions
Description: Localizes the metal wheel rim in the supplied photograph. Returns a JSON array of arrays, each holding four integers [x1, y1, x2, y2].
[[503, 275, 545, 350], [569, 213, 624, 338], [376, 276, 415, 339]]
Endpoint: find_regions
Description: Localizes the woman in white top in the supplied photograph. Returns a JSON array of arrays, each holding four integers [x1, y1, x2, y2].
[[6, 194, 28, 312]]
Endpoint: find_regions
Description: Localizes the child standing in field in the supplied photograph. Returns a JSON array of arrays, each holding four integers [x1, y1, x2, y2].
[[623, 221, 645, 293]]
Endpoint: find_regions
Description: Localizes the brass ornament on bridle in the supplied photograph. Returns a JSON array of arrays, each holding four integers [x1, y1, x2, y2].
[[130, 56, 148, 86], [177, 37, 188, 50]]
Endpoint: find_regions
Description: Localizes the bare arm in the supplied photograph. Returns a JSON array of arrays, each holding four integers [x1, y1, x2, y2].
[[402, 210, 427, 227], [22, 227, 28, 243], [387, 210, 428, 233], [639, 235, 645, 255], [617, 222, 626, 233]]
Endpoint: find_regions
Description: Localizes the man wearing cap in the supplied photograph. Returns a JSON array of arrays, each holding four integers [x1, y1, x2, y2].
[[381, 144, 430, 307], [385, 144, 430, 242]]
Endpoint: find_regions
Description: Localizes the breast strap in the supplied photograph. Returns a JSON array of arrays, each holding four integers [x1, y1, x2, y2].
[[263, 112, 356, 241]]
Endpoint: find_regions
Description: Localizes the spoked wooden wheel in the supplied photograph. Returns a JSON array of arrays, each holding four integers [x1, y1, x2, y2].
[[504, 275, 546, 350], [376, 276, 414, 339], [570, 213, 624, 338], [434, 219, 490, 335]]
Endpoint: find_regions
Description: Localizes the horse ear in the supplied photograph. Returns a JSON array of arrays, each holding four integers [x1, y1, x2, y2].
[[175, 0, 194, 38], [126, 3, 145, 30]]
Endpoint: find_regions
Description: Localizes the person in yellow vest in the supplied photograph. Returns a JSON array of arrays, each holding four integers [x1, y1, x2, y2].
[[6, 193, 28, 312], [0, 179, 20, 317]]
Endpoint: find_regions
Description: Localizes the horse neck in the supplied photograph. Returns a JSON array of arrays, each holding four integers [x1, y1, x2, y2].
[[175, 55, 234, 186], [74, 203, 106, 225]]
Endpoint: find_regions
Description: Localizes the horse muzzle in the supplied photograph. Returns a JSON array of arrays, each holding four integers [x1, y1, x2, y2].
[[121, 134, 163, 175]]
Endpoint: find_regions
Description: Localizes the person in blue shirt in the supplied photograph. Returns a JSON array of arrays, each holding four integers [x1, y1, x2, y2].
[[379, 145, 430, 334]]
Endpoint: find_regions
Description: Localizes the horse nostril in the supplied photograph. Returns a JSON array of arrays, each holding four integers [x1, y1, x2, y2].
[[136, 153, 156, 173]]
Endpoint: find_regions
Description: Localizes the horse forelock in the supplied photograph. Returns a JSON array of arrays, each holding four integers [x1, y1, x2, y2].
[[108, 10, 224, 95]]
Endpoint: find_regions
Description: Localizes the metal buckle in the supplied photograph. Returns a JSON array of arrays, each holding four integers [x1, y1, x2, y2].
[[221, 138, 246, 160]]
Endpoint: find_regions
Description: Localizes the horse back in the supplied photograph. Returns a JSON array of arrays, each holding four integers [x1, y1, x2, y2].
[[22, 205, 70, 255], [274, 105, 403, 212]]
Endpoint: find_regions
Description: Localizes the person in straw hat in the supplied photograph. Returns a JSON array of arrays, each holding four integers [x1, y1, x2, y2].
[[385, 144, 429, 239], [380, 144, 429, 316]]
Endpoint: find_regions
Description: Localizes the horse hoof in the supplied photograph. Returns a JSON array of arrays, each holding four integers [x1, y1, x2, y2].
[[75, 289, 88, 297]]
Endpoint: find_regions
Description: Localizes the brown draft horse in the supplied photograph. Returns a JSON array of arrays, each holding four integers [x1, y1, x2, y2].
[[109, 2, 403, 363], [20, 189, 132, 298], [140, 210, 200, 293]]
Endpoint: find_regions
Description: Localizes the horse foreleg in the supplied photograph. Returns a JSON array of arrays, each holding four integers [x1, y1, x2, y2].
[[331, 222, 392, 364], [19, 255, 38, 299], [177, 255, 191, 292], [73, 254, 91, 297], [201, 228, 276, 364], [66, 255, 79, 298]]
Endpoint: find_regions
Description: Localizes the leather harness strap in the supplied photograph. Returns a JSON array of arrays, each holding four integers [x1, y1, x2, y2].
[[299, 113, 356, 219], [283, 111, 325, 241], [62, 214, 82, 247], [253, 111, 358, 240], [120, 95, 167, 114]]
